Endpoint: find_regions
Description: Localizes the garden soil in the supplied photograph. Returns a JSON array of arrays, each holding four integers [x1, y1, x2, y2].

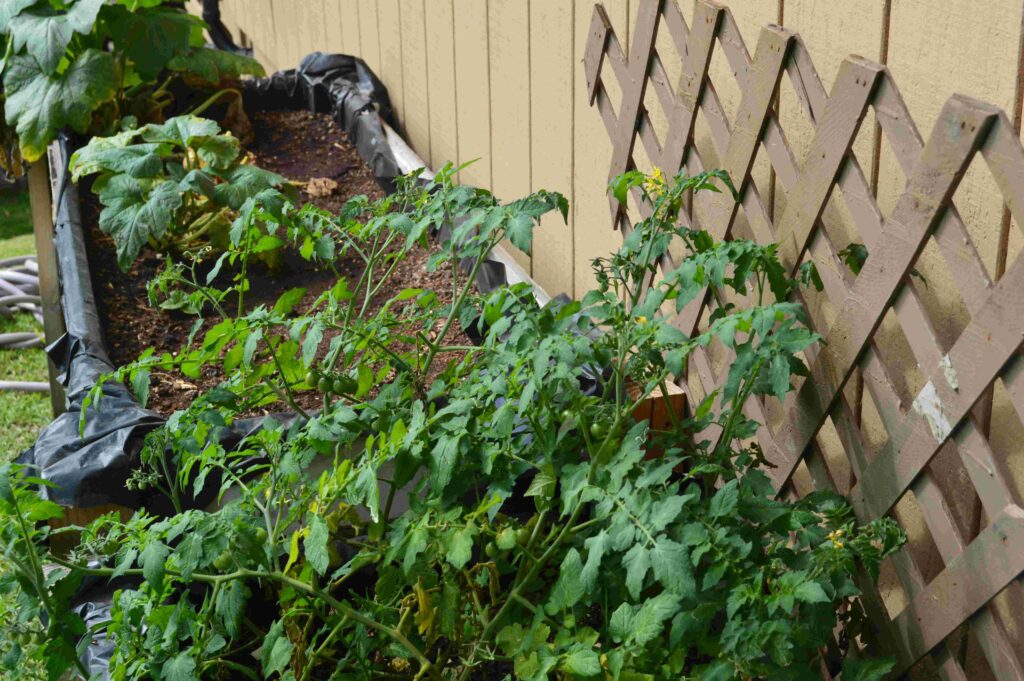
[[85, 109, 474, 415]]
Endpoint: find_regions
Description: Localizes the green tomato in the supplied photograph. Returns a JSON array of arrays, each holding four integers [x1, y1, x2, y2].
[[253, 528, 268, 543], [317, 377, 332, 393], [333, 376, 357, 394], [484, 542, 499, 559], [305, 369, 318, 387], [515, 528, 530, 546], [560, 409, 572, 421], [496, 527, 517, 551], [212, 550, 232, 571], [590, 421, 607, 438]]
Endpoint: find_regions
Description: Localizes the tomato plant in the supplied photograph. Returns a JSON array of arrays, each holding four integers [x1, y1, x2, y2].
[[1, 164, 903, 680]]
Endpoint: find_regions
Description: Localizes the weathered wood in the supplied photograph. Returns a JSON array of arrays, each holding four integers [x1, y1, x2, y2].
[[850, 246, 1024, 520], [28, 158, 64, 416], [583, 3, 1024, 676], [767, 96, 999, 486], [604, 0, 662, 229], [890, 506, 1024, 671], [773, 57, 883, 271]]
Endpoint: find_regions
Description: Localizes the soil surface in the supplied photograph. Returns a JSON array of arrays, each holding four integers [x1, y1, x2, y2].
[[86, 109, 474, 416]]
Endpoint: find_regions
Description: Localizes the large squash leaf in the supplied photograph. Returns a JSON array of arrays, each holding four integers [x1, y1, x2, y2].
[[0, 0, 36, 32], [3, 48, 116, 161], [141, 114, 240, 169], [72, 142, 167, 181], [69, 127, 145, 181], [212, 165, 288, 210], [7, 0, 104, 74], [167, 47, 265, 86], [105, 7, 198, 80], [97, 175, 183, 270], [141, 115, 221, 147]]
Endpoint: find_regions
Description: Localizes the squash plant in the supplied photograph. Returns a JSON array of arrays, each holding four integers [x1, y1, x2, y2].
[[70, 114, 291, 269], [0, 0, 264, 177], [1, 166, 903, 680]]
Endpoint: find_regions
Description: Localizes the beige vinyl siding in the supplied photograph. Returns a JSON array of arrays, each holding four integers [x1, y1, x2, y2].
[[215, 0, 1024, 303]]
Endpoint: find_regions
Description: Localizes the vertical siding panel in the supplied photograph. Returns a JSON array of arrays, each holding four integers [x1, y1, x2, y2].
[[339, 0, 362, 56], [309, 1, 331, 53], [280, 0, 302, 65], [321, 0, 345, 53], [573, 0, 628, 295], [488, 0, 532, 273], [377, 0, 406, 129], [275, 1, 293, 70], [218, 0, 236, 36], [399, 0, 431, 164], [425, 0, 459, 168], [357, 0, 382, 72], [452, 0, 491, 188], [529, 0, 574, 297], [261, 0, 281, 71], [777, 1, 885, 266]]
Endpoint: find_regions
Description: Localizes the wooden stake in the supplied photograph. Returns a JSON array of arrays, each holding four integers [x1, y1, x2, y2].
[[27, 157, 66, 416]]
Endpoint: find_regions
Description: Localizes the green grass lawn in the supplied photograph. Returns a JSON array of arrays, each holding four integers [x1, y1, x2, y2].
[[0, 188, 51, 460]]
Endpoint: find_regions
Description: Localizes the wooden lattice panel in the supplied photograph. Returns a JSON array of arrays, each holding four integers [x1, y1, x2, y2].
[[584, 1, 1024, 679]]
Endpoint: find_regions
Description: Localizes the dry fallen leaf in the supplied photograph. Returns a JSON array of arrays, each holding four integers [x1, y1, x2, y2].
[[306, 176, 338, 198]]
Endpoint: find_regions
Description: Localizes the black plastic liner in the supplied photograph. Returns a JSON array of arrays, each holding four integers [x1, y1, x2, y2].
[[17, 141, 164, 508], [243, 52, 401, 189], [17, 49, 557, 679]]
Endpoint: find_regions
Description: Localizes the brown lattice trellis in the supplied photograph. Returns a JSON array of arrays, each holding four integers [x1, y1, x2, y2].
[[584, 1, 1024, 678]]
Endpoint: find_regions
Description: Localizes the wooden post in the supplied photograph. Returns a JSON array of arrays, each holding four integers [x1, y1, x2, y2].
[[26, 158, 66, 416]]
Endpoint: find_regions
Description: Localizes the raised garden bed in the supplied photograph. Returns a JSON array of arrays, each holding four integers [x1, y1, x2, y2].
[[86, 108, 473, 416], [0, 4, 906, 678]]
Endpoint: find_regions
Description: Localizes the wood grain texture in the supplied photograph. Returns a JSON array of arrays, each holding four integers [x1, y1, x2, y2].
[[339, 0, 362, 57], [321, 0, 345, 55]]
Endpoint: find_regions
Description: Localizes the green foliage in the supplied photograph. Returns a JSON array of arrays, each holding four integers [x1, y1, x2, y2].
[[0, 165, 904, 680], [0, 0, 264, 173], [70, 115, 289, 269]]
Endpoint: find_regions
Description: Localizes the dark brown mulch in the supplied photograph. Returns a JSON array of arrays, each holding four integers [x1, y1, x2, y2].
[[86, 109, 475, 416]]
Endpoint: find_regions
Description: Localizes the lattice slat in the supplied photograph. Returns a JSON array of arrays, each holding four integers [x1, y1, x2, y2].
[[584, 1, 1024, 678]]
